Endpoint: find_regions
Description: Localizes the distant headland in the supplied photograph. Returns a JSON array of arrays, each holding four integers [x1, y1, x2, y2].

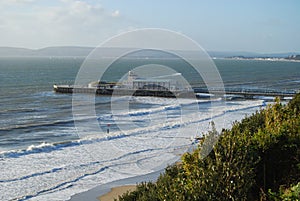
[[226, 54, 300, 62], [0, 46, 299, 61]]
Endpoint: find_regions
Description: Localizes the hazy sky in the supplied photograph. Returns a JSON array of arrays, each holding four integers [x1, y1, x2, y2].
[[0, 0, 299, 53]]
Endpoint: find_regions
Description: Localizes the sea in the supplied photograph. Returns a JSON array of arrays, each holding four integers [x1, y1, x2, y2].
[[0, 57, 299, 201]]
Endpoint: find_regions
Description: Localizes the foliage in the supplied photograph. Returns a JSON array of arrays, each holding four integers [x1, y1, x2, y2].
[[118, 94, 300, 201], [268, 182, 300, 201], [280, 182, 300, 200], [116, 182, 159, 201]]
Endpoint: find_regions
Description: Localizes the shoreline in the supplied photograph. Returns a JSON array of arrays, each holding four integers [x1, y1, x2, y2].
[[98, 185, 136, 201], [221, 57, 300, 63], [68, 169, 164, 201]]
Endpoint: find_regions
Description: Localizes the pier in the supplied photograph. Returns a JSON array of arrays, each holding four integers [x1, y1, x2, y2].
[[53, 84, 194, 98], [53, 71, 297, 99], [193, 87, 297, 99], [54, 84, 297, 99], [53, 71, 197, 98]]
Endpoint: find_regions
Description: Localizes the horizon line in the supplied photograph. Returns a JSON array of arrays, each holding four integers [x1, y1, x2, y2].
[[0, 46, 299, 55]]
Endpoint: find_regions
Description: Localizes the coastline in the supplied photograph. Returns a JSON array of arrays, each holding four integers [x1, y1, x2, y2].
[[221, 57, 300, 62], [99, 185, 136, 201], [68, 169, 164, 201]]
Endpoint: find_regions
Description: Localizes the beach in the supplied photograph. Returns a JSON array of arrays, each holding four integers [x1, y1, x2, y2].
[[99, 185, 136, 201], [69, 170, 163, 201]]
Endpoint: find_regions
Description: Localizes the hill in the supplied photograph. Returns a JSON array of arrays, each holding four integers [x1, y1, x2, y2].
[[0, 46, 299, 59], [0, 46, 93, 57], [118, 94, 300, 201], [207, 51, 300, 58]]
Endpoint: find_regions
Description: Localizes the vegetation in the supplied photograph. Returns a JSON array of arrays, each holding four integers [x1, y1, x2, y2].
[[269, 182, 300, 201], [117, 95, 300, 201]]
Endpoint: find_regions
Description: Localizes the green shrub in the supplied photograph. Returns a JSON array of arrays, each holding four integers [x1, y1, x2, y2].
[[117, 94, 300, 201]]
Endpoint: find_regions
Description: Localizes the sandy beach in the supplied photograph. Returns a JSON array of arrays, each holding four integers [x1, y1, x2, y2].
[[98, 185, 136, 201], [68, 169, 164, 201]]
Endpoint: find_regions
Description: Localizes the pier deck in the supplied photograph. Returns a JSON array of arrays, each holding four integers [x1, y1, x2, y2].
[[53, 84, 196, 98], [194, 87, 296, 99], [53, 85, 297, 99]]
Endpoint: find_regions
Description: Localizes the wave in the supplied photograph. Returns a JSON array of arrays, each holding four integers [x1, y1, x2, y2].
[[0, 111, 106, 132], [0, 100, 265, 200], [0, 97, 221, 133], [13, 165, 110, 201], [0, 108, 40, 114], [0, 100, 264, 160], [0, 118, 75, 132], [0, 146, 162, 183], [107, 98, 222, 120], [0, 141, 79, 158], [8, 145, 178, 200]]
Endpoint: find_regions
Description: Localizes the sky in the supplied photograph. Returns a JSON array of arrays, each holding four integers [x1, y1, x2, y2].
[[0, 0, 300, 53]]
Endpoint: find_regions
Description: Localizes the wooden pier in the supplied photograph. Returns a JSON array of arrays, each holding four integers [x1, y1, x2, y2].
[[54, 84, 297, 99], [193, 87, 297, 99], [53, 84, 196, 98]]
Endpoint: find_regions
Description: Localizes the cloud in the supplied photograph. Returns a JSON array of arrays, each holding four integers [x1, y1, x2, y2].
[[14, 0, 36, 3], [111, 10, 120, 17], [8, 0, 35, 3], [0, 0, 133, 48], [0, 0, 35, 7]]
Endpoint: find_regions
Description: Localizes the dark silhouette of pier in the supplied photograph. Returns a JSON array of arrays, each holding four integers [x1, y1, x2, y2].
[[193, 87, 297, 99], [54, 84, 297, 99]]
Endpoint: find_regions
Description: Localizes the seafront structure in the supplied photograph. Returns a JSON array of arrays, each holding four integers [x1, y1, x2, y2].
[[53, 71, 192, 98], [53, 70, 296, 99]]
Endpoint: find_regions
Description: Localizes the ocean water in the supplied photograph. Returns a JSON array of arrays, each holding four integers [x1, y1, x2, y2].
[[0, 57, 299, 200]]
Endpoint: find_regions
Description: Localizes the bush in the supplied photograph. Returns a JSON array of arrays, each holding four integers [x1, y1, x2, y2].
[[118, 94, 300, 201]]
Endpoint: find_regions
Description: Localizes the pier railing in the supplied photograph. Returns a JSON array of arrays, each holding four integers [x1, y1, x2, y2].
[[54, 84, 297, 99], [193, 87, 297, 98]]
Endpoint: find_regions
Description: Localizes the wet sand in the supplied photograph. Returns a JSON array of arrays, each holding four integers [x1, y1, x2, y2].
[[98, 185, 136, 201], [68, 170, 164, 201]]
